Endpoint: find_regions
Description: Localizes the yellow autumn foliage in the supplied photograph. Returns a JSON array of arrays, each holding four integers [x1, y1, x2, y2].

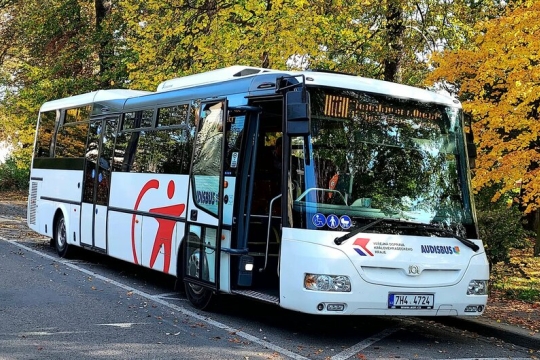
[[427, 1, 540, 213]]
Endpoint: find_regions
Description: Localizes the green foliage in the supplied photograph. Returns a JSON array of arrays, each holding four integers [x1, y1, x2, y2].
[[0, 156, 30, 191], [0, 0, 133, 169], [514, 286, 540, 302], [475, 186, 533, 265], [490, 248, 540, 302], [119, 0, 494, 88], [491, 275, 540, 303]]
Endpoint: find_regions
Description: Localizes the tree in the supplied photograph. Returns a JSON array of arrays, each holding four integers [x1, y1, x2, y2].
[[0, 0, 504, 191], [119, 0, 496, 88], [0, 0, 132, 161], [426, 1, 540, 255]]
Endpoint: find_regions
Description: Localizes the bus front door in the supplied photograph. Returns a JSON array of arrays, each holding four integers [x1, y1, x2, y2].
[[81, 117, 117, 251], [183, 100, 227, 308]]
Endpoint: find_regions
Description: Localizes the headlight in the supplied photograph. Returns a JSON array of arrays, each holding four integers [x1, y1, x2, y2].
[[304, 274, 351, 292], [467, 280, 488, 295]]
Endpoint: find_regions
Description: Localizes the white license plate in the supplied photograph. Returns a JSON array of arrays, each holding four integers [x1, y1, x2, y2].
[[388, 293, 434, 309]]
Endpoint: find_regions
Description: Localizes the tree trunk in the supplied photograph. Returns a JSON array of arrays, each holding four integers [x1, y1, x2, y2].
[[383, 0, 405, 83], [95, 0, 112, 87]]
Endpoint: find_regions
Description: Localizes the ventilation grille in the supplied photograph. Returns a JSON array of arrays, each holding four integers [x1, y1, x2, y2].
[[29, 182, 38, 225]]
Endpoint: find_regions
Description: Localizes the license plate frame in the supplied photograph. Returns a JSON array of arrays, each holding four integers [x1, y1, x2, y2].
[[388, 293, 434, 309]]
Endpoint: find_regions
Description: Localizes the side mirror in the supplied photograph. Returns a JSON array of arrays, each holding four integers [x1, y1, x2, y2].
[[467, 141, 477, 169], [285, 90, 310, 136], [463, 113, 476, 169]]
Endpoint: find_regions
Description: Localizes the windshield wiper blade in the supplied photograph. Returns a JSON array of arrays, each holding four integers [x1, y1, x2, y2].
[[416, 224, 480, 252], [334, 218, 480, 252], [334, 218, 384, 245]]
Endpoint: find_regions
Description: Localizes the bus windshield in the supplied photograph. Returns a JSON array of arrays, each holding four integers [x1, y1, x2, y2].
[[291, 87, 475, 235]]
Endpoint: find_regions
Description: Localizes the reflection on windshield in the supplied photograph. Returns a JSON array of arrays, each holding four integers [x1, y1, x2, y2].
[[290, 88, 474, 234]]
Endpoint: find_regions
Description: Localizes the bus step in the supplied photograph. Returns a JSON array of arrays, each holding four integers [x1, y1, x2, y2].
[[231, 289, 279, 305]]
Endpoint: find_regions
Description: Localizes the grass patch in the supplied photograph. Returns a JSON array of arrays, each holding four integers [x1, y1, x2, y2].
[[490, 247, 540, 303]]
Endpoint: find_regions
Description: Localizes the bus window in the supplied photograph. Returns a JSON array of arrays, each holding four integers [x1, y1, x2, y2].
[[55, 122, 89, 158], [157, 103, 190, 127], [149, 128, 192, 174], [113, 130, 139, 172], [192, 102, 224, 177], [35, 110, 58, 158], [123, 109, 154, 130], [224, 115, 245, 176], [129, 130, 153, 172], [65, 106, 91, 123]]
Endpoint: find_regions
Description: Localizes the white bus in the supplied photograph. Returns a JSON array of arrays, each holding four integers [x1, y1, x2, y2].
[[27, 66, 489, 315]]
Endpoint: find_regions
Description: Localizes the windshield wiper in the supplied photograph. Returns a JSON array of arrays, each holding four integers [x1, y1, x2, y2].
[[334, 218, 384, 245], [334, 219, 480, 252], [414, 224, 479, 252]]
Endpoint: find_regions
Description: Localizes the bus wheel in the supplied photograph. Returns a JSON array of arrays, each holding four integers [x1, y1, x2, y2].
[[54, 214, 70, 258], [184, 248, 214, 310]]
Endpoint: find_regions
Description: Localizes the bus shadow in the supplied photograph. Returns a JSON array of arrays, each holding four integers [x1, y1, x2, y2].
[[33, 242, 404, 341]]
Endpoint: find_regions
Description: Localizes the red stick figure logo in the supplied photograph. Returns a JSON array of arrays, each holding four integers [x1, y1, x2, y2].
[[131, 179, 185, 272]]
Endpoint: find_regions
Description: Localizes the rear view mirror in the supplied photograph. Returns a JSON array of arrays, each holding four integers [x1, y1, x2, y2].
[[285, 90, 310, 136], [464, 113, 476, 168]]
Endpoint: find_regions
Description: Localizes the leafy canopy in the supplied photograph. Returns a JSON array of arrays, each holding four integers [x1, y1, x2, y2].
[[427, 0, 540, 214]]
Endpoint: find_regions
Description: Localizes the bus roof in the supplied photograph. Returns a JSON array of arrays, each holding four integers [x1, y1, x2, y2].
[[39, 89, 152, 113], [156, 66, 460, 108], [301, 71, 460, 107], [40, 68, 459, 113], [156, 65, 278, 92]]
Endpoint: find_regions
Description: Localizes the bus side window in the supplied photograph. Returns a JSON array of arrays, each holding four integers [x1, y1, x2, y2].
[[113, 128, 193, 175], [114, 130, 139, 172], [55, 122, 89, 158], [35, 111, 57, 158]]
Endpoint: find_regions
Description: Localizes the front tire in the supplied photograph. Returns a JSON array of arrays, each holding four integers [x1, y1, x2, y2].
[[54, 213, 71, 258], [184, 247, 214, 310]]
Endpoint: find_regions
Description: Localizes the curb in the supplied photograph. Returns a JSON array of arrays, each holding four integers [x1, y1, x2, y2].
[[434, 316, 540, 350]]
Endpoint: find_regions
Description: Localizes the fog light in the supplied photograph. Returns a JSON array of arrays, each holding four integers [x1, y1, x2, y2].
[[327, 303, 346, 311], [317, 303, 324, 311], [465, 304, 485, 313], [304, 274, 351, 292], [467, 280, 488, 295]]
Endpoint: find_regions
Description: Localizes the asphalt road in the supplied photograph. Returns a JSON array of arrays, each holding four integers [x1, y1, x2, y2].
[[1, 215, 539, 360]]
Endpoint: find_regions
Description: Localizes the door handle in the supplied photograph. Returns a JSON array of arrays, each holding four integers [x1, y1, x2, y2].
[[190, 210, 198, 221]]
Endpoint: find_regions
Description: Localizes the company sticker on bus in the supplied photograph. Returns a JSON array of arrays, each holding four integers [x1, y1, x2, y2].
[[353, 239, 415, 256], [421, 245, 460, 255]]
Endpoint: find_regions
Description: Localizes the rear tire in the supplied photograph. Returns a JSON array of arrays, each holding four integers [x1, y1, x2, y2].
[[184, 246, 214, 310], [54, 213, 71, 258]]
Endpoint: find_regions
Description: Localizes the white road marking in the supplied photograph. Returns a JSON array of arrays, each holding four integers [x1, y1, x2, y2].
[[0, 237, 309, 360], [1, 236, 533, 360], [330, 327, 399, 360], [96, 323, 146, 328], [15, 331, 88, 336]]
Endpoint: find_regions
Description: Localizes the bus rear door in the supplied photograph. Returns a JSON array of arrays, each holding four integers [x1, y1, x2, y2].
[[81, 116, 118, 251]]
